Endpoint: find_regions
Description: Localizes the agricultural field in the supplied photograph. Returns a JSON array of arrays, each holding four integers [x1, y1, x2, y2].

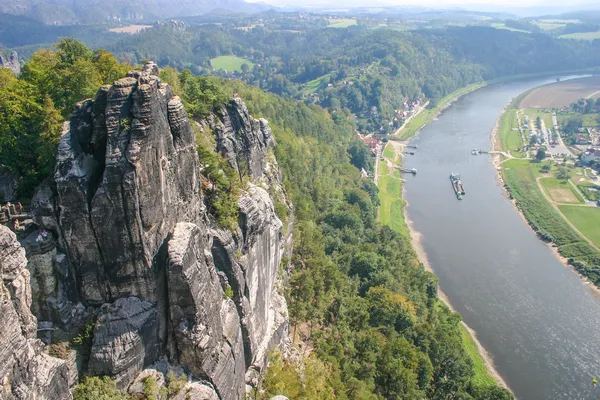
[[210, 56, 254, 72], [539, 177, 584, 204], [489, 23, 530, 33], [520, 76, 600, 109], [108, 24, 152, 34], [327, 18, 357, 28], [533, 22, 566, 31], [560, 31, 600, 41], [558, 206, 600, 247], [531, 18, 578, 31]]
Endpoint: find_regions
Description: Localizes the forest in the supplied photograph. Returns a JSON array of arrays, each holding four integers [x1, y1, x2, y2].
[[3, 14, 600, 135]]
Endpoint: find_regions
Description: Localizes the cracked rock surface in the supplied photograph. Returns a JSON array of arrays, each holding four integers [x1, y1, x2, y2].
[[12, 62, 292, 399]]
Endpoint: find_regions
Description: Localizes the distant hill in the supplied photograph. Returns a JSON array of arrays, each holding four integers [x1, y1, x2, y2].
[[0, 0, 271, 24]]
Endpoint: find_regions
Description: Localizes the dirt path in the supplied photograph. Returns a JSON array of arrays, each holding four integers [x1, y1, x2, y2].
[[535, 176, 600, 251], [586, 89, 600, 99], [374, 145, 381, 185]]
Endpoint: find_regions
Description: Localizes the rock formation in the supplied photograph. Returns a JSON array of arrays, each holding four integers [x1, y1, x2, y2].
[[13, 62, 291, 399], [0, 51, 20, 75], [0, 225, 75, 400]]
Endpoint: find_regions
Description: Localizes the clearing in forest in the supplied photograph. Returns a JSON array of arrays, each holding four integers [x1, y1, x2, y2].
[[520, 76, 600, 109], [327, 19, 357, 28], [210, 56, 254, 72], [108, 25, 152, 34]]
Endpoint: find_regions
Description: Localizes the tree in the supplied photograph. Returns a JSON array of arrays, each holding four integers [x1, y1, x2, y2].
[[3, 39, 130, 197], [535, 116, 542, 130], [536, 149, 546, 162], [557, 166, 571, 181], [529, 135, 538, 146], [540, 164, 551, 173]]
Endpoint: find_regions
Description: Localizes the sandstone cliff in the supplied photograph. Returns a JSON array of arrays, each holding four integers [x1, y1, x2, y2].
[[0, 51, 20, 75], [1, 62, 291, 399], [0, 225, 75, 400]]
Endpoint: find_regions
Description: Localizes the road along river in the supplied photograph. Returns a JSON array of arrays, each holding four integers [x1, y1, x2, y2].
[[403, 77, 600, 400]]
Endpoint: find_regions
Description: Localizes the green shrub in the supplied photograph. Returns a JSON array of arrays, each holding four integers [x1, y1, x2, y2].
[[224, 285, 234, 299], [274, 201, 289, 223], [73, 376, 125, 400], [198, 145, 241, 231], [47, 341, 71, 360], [166, 372, 188, 397], [143, 376, 160, 400], [119, 118, 132, 132]]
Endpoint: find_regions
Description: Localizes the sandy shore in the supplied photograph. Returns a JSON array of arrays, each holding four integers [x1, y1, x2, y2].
[[402, 196, 512, 392], [490, 103, 600, 303]]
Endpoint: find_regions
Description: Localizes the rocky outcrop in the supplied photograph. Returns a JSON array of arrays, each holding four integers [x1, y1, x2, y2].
[[21, 63, 291, 399], [210, 185, 289, 374], [0, 226, 74, 400], [210, 98, 274, 181], [53, 62, 202, 305], [167, 222, 245, 400], [0, 51, 20, 75], [0, 165, 18, 202], [88, 297, 160, 386]]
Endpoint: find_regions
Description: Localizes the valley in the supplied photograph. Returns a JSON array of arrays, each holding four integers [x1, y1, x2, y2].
[[2, 4, 600, 400]]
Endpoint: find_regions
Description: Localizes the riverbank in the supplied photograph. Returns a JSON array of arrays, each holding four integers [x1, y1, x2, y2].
[[405, 206, 512, 391], [379, 119, 512, 392], [395, 82, 487, 140], [491, 96, 600, 289]]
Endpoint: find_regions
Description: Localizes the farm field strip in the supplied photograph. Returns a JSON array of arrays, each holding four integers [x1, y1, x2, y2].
[[521, 76, 600, 109], [560, 31, 600, 41]]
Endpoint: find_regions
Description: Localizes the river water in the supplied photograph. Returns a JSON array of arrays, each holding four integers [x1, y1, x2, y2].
[[403, 77, 600, 400]]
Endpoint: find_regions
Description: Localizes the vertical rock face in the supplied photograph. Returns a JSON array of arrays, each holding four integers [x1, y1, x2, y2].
[[87, 297, 160, 386], [211, 98, 274, 181], [0, 51, 21, 75], [54, 63, 202, 304], [19, 63, 291, 399], [0, 226, 73, 400], [167, 223, 245, 400]]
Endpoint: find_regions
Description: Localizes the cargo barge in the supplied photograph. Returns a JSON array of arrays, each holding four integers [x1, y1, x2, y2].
[[450, 173, 465, 199]]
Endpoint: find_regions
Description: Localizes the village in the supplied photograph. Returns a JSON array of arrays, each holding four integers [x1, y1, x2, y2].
[[355, 97, 425, 172]]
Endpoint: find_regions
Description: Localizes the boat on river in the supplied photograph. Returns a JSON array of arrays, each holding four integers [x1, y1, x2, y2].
[[450, 173, 465, 199]]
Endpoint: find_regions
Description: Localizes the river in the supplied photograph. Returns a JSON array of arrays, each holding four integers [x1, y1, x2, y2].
[[403, 77, 600, 400]]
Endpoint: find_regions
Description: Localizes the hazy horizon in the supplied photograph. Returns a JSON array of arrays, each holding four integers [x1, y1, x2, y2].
[[246, 0, 599, 14]]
